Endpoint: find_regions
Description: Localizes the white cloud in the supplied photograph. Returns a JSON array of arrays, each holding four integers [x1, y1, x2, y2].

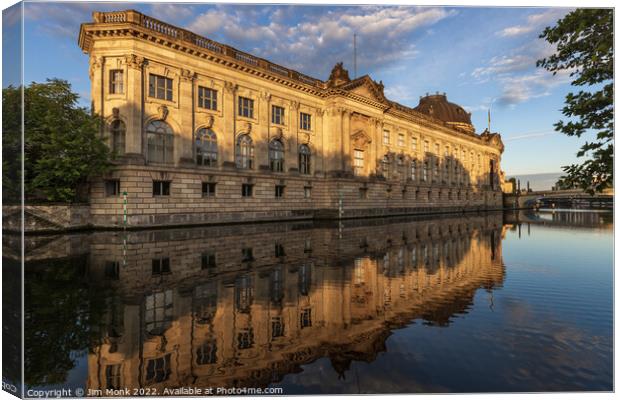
[[496, 68, 572, 106], [497, 8, 571, 38], [470, 38, 571, 106], [149, 3, 198, 22], [185, 5, 454, 79], [384, 84, 419, 103]]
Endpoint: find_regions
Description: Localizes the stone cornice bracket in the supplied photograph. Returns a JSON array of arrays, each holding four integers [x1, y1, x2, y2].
[[124, 54, 146, 70], [301, 131, 311, 145], [205, 115, 214, 129], [180, 68, 196, 82], [157, 105, 169, 121], [89, 55, 104, 79], [260, 91, 271, 102], [224, 81, 238, 94]]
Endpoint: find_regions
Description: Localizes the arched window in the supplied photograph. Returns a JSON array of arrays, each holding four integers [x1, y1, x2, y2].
[[110, 120, 125, 155], [146, 120, 174, 164], [269, 139, 284, 172], [236, 134, 254, 169], [299, 144, 311, 175], [196, 128, 217, 166]]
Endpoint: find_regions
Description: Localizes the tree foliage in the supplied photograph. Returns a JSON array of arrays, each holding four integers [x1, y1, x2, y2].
[[537, 9, 613, 194], [2, 79, 110, 203]]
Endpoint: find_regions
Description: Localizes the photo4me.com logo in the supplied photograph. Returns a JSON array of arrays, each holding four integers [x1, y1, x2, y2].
[[2, 380, 18, 394]]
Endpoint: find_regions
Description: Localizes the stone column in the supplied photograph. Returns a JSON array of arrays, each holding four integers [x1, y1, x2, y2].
[[222, 81, 237, 168], [289, 100, 300, 173], [178, 68, 196, 167], [314, 109, 325, 176], [257, 91, 271, 171], [342, 109, 352, 174], [89, 55, 104, 138], [123, 54, 146, 163], [374, 119, 384, 177], [369, 117, 379, 177]]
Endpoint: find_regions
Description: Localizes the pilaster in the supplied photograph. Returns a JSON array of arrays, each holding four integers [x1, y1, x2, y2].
[[123, 54, 146, 163], [178, 68, 196, 167], [222, 81, 237, 168]]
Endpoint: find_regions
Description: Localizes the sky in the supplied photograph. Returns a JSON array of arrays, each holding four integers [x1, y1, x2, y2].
[[2, 1, 604, 176]]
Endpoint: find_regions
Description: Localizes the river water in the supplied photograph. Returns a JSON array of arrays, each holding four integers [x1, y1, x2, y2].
[[6, 209, 613, 394]]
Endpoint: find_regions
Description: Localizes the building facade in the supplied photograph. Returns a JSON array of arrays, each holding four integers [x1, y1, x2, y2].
[[79, 10, 505, 228]]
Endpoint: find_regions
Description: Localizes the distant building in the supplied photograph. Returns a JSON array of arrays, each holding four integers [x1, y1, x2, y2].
[[78, 10, 505, 228]]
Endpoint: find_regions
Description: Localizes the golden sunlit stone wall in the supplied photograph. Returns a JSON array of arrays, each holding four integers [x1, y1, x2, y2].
[[79, 10, 505, 228], [84, 214, 504, 391]]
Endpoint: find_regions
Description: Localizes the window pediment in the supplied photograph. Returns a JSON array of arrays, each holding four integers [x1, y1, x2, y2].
[[351, 130, 372, 149]]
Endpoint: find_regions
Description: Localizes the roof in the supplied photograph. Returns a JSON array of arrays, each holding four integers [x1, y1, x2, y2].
[[414, 94, 473, 126]]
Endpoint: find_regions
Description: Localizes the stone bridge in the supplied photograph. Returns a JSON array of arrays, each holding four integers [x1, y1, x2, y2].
[[503, 189, 613, 209]]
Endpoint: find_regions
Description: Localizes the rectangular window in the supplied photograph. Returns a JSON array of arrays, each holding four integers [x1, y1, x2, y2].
[[383, 130, 390, 145], [444, 146, 449, 157], [300, 308, 312, 328], [109, 70, 124, 94], [434, 143, 440, 155], [424, 140, 429, 153], [398, 133, 405, 147], [238, 96, 254, 118], [275, 185, 285, 198], [242, 248, 254, 262], [148, 74, 173, 101], [241, 183, 253, 197], [272, 105, 285, 125], [304, 186, 312, 199], [271, 317, 284, 339], [410, 160, 417, 181], [152, 257, 171, 275], [145, 354, 171, 384], [153, 181, 170, 196], [198, 86, 217, 110], [411, 136, 418, 151], [353, 149, 364, 176], [105, 179, 120, 197], [106, 364, 122, 390], [300, 112, 312, 130], [202, 182, 216, 197], [237, 329, 254, 349], [275, 243, 286, 258], [145, 290, 173, 334], [104, 261, 120, 280], [359, 187, 368, 199], [201, 251, 216, 270]]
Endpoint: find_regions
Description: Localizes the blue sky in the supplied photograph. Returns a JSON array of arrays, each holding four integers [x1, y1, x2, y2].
[[5, 1, 598, 176]]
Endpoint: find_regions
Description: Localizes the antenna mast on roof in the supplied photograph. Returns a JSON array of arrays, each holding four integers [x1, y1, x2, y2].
[[353, 33, 357, 78]]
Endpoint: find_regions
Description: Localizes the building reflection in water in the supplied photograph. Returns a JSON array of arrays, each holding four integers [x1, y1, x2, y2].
[[19, 213, 505, 391]]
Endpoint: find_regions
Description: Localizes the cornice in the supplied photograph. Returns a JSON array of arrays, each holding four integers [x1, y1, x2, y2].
[[78, 10, 503, 153]]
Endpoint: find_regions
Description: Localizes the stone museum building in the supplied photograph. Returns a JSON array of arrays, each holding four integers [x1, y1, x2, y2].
[[78, 10, 505, 228]]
